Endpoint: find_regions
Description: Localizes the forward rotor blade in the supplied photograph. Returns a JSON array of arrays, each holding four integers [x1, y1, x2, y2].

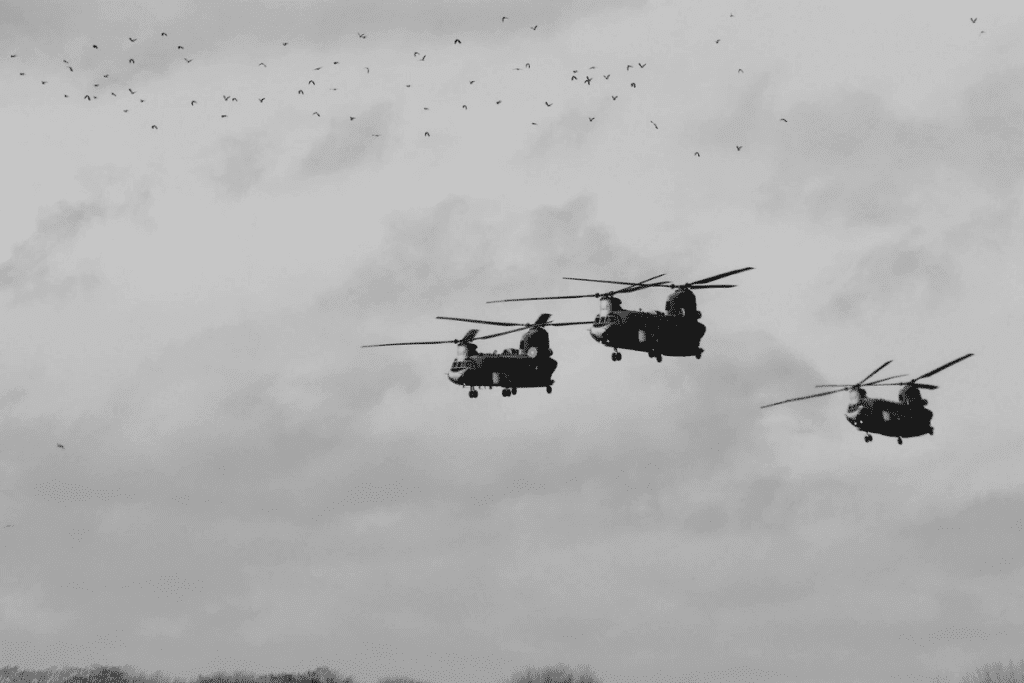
[[863, 374, 907, 386], [688, 284, 736, 289], [760, 387, 849, 409], [476, 326, 530, 340], [437, 315, 523, 327], [686, 266, 754, 286], [871, 382, 939, 390], [544, 320, 595, 326], [813, 384, 854, 389], [856, 360, 893, 386], [562, 273, 667, 288], [486, 293, 604, 303], [812, 375, 905, 389], [362, 338, 462, 348], [913, 353, 974, 381]]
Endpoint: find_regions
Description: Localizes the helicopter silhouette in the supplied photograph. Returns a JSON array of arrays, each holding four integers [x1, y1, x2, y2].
[[362, 314, 590, 398], [760, 353, 973, 443], [487, 268, 753, 362]]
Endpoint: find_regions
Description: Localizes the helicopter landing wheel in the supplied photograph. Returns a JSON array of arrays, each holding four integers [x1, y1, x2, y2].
[[864, 434, 873, 443], [546, 385, 552, 394], [656, 354, 662, 363], [511, 387, 517, 395], [897, 437, 903, 445], [501, 388, 511, 397], [469, 389, 478, 398], [695, 348, 703, 359], [611, 351, 622, 361]]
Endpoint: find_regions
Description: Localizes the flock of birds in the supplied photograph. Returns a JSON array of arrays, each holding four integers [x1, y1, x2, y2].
[[4, 13, 990, 156]]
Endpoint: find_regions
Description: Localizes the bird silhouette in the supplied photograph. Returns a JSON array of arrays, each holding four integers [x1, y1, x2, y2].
[[424, 131, 430, 136], [738, 68, 743, 73], [584, 76, 592, 84], [283, 41, 288, 46], [365, 67, 369, 72], [298, 89, 304, 94], [630, 82, 636, 87], [420, 54, 426, 61], [308, 80, 315, 85], [231, 97, 237, 102], [501, 16, 508, 22], [111, 92, 116, 96], [469, 80, 475, 84], [358, 33, 366, 38], [638, 62, 646, 68], [531, 25, 538, 30], [455, 38, 461, 44], [313, 111, 320, 116], [314, 66, 322, 70], [259, 97, 265, 102], [223, 95, 230, 101], [571, 75, 577, 80], [611, 95, 618, 100], [84, 95, 91, 100], [19, 72, 24, 76], [545, 101, 552, 106], [161, 32, 168, 36], [780, 118, 787, 122], [92, 44, 98, 49], [525, 63, 530, 68], [496, 100, 501, 104], [715, 39, 720, 43], [736, 145, 742, 151], [532, 122, 537, 125], [350, 116, 355, 120], [423, 107, 429, 110], [462, 104, 467, 109], [104, 74, 109, 78], [603, 74, 610, 79], [221, 114, 227, 118], [334, 61, 340, 64], [191, 100, 196, 105], [41, 80, 46, 84], [57, 444, 64, 449], [123, 109, 128, 113], [626, 65, 633, 70], [971, 17, 977, 22], [129, 37, 136, 42], [414, 52, 420, 57], [694, 152, 700, 157], [589, 117, 595, 121], [650, 120, 658, 129], [184, 58, 192, 63], [372, 134, 380, 137], [177, 45, 184, 50], [129, 88, 135, 94], [68, 66, 73, 71], [129, 58, 135, 64], [259, 62, 266, 67]]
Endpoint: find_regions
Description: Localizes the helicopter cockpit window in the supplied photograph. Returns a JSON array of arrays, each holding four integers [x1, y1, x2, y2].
[[599, 298, 613, 314]]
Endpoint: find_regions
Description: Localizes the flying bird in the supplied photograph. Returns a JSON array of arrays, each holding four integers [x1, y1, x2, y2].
[[298, 89, 304, 94], [462, 104, 467, 109], [650, 120, 658, 129], [178, 45, 184, 50], [259, 97, 265, 102], [420, 54, 426, 61], [161, 32, 168, 36], [469, 80, 475, 84], [531, 25, 538, 30], [638, 62, 646, 68], [191, 100, 196, 105], [738, 68, 743, 73], [221, 114, 227, 118], [496, 100, 501, 104], [153, 124, 159, 129], [715, 39, 720, 43], [313, 111, 320, 116], [123, 109, 128, 112], [92, 44, 98, 49], [18, 72, 24, 76], [357, 33, 366, 39], [68, 66, 73, 71], [584, 76, 592, 84], [231, 97, 237, 102], [971, 17, 977, 22], [532, 122, 537, 125], [372, 133, 380, 137], [631, 82, 636, 87], [454, 39, 461, 44], [129, 37, 136, 42], [545, 101, 552, 106], [308, 80, 315, 85], [41, 80, 46, 84], [129, 58, 135, 63], [334, 61, 340, 64], [589, 116, 595, 121], [314, 66, 322, 70], [57, 444, 64, 449], [603, 74, 610, 79], [184, 58, 192, 63], [501, 16, 508, 22], [365, 67, 369, 72], [424, 131, 430, 136], [350, 116, 355, 120], [258, 62, 266, 67], [611, 95, 618, 100], [282, 41, 288, 45], [736, 145, 742, 151], [571, 74, 577, 80], [84, 95, 91, 100], [626, 65, 633, 70], [780, 118, 787, 122], [129, 88, 135, 94], [223, 95, 230, 101], [525, 63, 530, 68], [104, 74, 109, 78], [694, 151, 700, 157]]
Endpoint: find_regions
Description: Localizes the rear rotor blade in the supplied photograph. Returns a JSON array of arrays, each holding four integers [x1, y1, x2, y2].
[[813, 375, 905, 389], [476, 326, 530, 341], [912, 353, 974, 382], [761, 387, 849, 409], [544, 320, 595, 326], [688, 284, 737, 289], [872, 382, 939, 390], [686, 266, 754, 286], [863, 374, 907, 386], [856, 360, 893, 386]]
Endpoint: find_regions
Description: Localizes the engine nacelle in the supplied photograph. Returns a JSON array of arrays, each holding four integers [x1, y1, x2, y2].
[[520, 326, 551, 358], [665, 287, 697, 317], [898, 385, 926, 405]]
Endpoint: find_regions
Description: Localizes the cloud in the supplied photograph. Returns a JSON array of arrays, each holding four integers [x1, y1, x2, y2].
[[301, 102, 393, 177]]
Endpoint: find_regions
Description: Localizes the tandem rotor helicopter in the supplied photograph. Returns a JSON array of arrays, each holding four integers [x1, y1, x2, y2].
[[760, 353, 974, 443], [486, 268, 753, 362], [361, 314, 591, 398]]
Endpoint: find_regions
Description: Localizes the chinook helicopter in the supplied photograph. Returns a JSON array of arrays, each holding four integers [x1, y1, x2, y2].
[[760, 353, 973, 443], [487, 268, 753, 362], [361, 314, 590, 398]]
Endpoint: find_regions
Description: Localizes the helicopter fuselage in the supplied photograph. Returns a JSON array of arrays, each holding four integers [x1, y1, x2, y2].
[[846, 392, 934, 440], [590, 308, 706, 359], [448, 350, 557, 396]]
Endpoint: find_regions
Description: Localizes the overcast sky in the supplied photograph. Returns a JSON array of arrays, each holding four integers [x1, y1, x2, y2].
[[1, 1, 1023, 682]]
